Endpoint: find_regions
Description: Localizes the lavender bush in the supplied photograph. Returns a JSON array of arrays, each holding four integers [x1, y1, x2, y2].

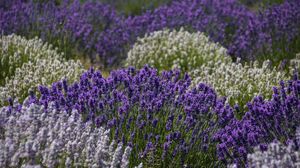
[[97, 0, 300, 66], [0, 34, 61, 85], [0, 34, 84, 106], [26, 66, 223, 167], [0, 0, 120, 60], [213, 74, 300, 165], [0, 102, 135, 168], [229, 0, 300, 64], [191, 60, 289, 113], [126, 28, 229, 72]]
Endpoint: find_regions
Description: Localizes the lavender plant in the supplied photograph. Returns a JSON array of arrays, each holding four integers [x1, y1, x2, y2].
[[97, 0, 300, 66], [0, 34, 63, 85], [28, 66, 222, 167], [0, 103, 134, 168], [230, 0, 300, 64], [213, 75, 300, 165], [0, 34, 84, 106], [0, 0, 120, 60], [126, 28, 230, 72], [191, 60, 289, 113]]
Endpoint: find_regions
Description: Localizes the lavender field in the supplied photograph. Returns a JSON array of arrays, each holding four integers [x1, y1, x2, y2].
[[0, 0, 300, 167]]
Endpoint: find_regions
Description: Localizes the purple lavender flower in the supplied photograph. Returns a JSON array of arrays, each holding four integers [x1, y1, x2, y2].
[[213, 75, 300, 165]]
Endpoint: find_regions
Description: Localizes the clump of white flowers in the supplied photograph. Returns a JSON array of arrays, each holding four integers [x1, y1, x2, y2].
[[0, 34, 63, 83], [191, 59, 288, 109], [246, 139, 300, 167], [0, 103, 135, 168], [0, 35, 84, 105], [126, 28, 230, 72]]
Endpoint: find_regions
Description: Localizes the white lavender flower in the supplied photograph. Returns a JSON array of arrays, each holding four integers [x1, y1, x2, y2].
[[135, 163, 143, 168], [110, 143, 124, 168], [290, 53, 300, 71], [191, 59, 289, 108], [0, 34, 63, 80], [296, 127, 300, 147], [121, 146, 132, 168], [0, 35, 84, 106], [0, 103, 133, 168], [126, 28, 230, 72]]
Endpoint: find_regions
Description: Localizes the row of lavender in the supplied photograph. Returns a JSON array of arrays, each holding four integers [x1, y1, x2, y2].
[[1, 0, 300, 67], [1, 0, 300, 168], [0, 33, 298, 167], [1, 28, 299, 167], [1, 65, 298, 167]]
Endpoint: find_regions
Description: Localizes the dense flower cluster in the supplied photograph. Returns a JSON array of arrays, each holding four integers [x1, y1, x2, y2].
[[28, 66, 221, 167], [192, 60, 289, 110], [213, 75, 300, 165], [126, 29, 229, 72], [246, 140, 300, 167], [97, 0, 300, 66], [230, 0, 300, 62], [0, 34, 63, 85], [0, 103, 135, 168], [0, 35, 83, 106], [0, 0, 120, 60]]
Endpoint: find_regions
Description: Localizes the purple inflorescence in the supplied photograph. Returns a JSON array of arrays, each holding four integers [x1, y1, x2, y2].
[[25, 66, 220, 166], [213, 74, 300, 165]]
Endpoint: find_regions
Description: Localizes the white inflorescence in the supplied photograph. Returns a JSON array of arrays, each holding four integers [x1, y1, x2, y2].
[[0, 103, 134, 168], [246, 140, 300, 168], [0, 34, 84, 105], [126, 28, 230, 72], [191, 60, 288, 107], [126, 29, 289, 107], [0, 34, 63, 78], [290, 53, 300, 70]]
